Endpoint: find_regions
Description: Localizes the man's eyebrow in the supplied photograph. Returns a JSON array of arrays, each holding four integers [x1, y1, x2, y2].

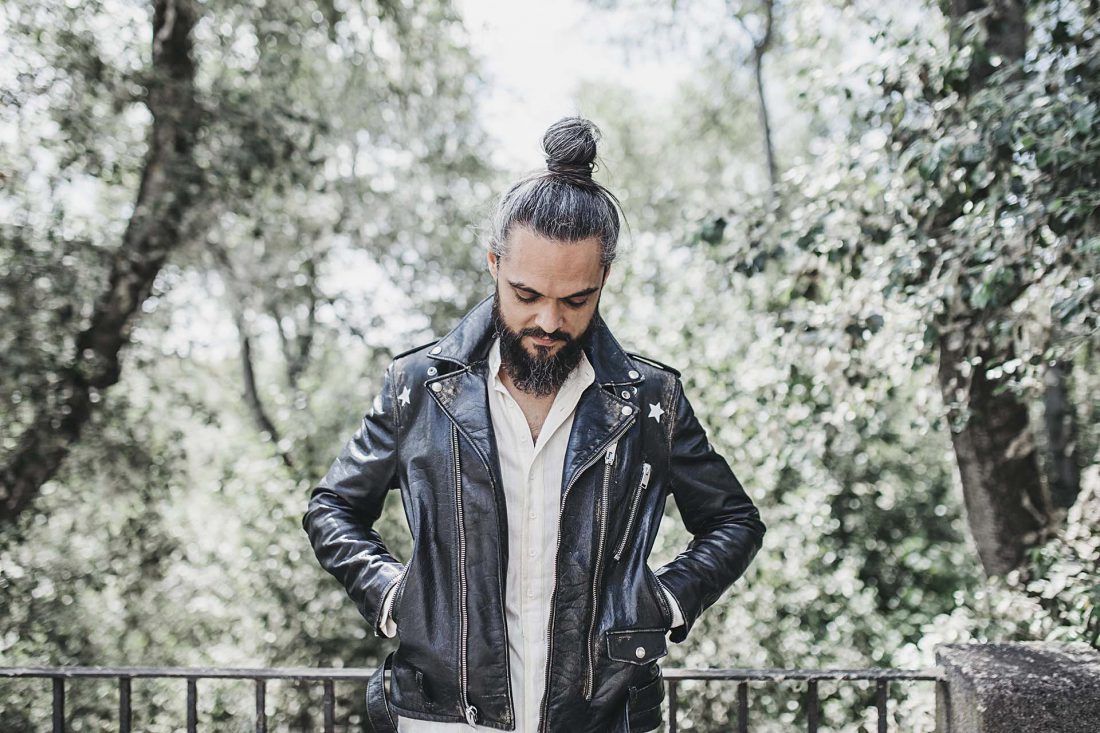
[[507, 280, 600, 300]]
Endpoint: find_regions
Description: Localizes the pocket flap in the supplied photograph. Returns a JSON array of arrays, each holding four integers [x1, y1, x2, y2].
[[606, 628, 668, 665]]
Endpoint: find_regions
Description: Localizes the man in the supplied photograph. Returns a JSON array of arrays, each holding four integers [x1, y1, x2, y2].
[[303, 117, 766, 732]]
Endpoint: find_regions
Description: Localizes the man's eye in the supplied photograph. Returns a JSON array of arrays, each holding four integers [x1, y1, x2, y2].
[[565, 299, 587, 309], [517, 294, 538, 303]]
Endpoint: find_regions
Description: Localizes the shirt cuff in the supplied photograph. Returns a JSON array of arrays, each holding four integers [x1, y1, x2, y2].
[[659, 581, 685, 629], [378, 571, 402, 638]]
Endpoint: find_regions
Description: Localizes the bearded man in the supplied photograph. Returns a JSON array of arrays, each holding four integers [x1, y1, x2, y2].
[[303, 117, 766, 733]]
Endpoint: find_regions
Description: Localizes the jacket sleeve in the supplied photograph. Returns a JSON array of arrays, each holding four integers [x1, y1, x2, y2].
[[302, 361, 405, 637], [653, 376, 766, 643]]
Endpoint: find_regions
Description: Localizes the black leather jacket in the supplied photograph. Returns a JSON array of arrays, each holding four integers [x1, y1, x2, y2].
[[302, 294, 766, 732]]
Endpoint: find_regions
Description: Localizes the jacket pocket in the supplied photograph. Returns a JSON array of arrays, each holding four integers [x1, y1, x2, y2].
[[392, 656, 439, 711], [612, 462, 652, 562], [606, 628, 668, 666]]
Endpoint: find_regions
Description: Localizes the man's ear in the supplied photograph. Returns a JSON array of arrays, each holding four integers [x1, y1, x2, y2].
[[487, 249, 498, 281], [601, 264, 612, 285]]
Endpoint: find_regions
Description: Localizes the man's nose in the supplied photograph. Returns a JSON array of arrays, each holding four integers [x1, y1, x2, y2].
[[535, 301, 564, 335]]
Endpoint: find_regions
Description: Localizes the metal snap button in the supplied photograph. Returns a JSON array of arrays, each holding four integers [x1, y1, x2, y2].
[[628, 369, 640, 379], [431, 382, 442, 392], [635, 646, 646, 659], [621, 390, 630, 399], [426, 366, 437, 376], [430, 346, 442, 354], [622, 406, 633, 416]]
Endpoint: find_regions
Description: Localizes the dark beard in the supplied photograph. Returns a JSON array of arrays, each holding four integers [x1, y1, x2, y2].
[[490, 290, 596, 397]]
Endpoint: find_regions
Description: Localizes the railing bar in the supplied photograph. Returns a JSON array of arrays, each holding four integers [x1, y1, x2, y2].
[[806, 678, 819, 733], [323, 680, 335, 733], [877, 679, 888, 733], [52, 677, 65, 733], [119, 676, 132, 733], [738, 680, 748, 733], [0, 665, 945, 681], [667, 678, 678, 733], [255, 678, 267, 733], [187, 677, 198, 733]]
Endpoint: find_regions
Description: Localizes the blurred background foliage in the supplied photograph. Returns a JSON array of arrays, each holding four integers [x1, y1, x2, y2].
[[1, 0, 1096, 731]]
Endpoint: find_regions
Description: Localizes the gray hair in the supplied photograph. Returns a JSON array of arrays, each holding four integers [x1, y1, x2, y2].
[[488, 117, 625, 268]]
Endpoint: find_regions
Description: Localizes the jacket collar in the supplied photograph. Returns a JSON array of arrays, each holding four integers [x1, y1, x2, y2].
[[426, 293, 644, 388]]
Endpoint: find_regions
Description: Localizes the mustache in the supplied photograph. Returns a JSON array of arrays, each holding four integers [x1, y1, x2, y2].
[[523, 329, 570, 343]]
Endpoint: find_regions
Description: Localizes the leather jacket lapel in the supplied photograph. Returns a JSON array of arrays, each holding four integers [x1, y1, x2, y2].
[[561, 384, 635, 494], [427, 360, 504, 494]]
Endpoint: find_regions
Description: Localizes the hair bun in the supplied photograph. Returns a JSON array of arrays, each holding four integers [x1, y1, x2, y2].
[[542, 116, 600, 179]]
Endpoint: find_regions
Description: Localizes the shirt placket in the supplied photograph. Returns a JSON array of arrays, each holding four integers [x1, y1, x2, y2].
[[500, 390, 543, 729], [487, 338, 594, 732]]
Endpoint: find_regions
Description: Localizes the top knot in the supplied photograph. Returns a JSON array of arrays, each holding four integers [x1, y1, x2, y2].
[[542, 116, 600, 180]]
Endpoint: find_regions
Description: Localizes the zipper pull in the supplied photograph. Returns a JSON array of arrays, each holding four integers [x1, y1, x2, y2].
[[465, 704, 479, 726], [639, 462, 652, 487], [605, 442, 617, 465]]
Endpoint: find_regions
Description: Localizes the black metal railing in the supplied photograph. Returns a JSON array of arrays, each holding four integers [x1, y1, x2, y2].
[[663, 667, 942, 733], [1, 665, 943, 732]]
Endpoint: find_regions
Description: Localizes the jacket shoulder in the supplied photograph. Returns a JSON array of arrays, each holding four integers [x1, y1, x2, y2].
[[389, 338, 440, 368], [386, 339, 443, 387], [626, 351, 682, 379]]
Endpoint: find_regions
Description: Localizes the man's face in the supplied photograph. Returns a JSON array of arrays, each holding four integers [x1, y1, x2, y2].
[[488, 225, 610, 396]]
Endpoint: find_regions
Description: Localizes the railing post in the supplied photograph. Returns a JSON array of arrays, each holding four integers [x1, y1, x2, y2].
[[667, 678, 678, 733], [119, 676, 131, 733], [255, 678, 266, 733], [805, 679, 818, 732], [186, 677, 197, 733], [52, 677, 64, 733], [876, 679, 888, 733], [323, 679, 335, 733], [737, 680, 748, 733]]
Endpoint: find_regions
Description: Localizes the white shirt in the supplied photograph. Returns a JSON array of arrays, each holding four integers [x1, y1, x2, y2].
[[382, 337, 681, 731]]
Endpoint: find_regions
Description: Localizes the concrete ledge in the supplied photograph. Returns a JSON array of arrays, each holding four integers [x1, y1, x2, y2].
[[935, 641, 1100, 732]]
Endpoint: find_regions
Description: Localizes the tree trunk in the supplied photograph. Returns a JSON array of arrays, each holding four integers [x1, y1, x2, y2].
[[933, 0, 1050, 577], [731, 0, 778, 191], [938, 334, 1050, 575], [1043, 359, 1081, 510], [0, 0, 205, 525]]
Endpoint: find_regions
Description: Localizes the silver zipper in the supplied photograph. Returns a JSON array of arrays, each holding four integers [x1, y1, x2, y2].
[[582, 441, 617, 700], [431, 365, 515, 727], [393, 564, 411, 612], [452, 422, 478, 727], [537, 417, 635, 732], [612, 462, 651, 562]]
